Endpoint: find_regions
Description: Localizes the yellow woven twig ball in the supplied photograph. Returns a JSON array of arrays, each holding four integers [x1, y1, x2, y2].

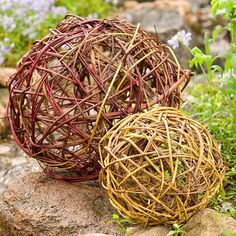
[[99, 107, 225, 226]]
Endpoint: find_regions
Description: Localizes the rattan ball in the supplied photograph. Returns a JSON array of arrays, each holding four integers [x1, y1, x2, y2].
[[7, 16, 189, 181], [99, 107, 225, 225]]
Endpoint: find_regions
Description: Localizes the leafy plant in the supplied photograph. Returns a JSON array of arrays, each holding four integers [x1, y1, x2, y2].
[[224, 231, 236, 236], [211, 189, 236, 219], [186, 0, 236, 199], [107, 213, 133, 233], [167, 224, 185, 236], [0, 0, 117, 66], [168, 0, 236, 221]]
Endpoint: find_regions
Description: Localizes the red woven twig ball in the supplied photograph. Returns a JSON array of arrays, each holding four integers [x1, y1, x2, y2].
[[7, 16, 189, 181], [99, 107, 225, 225]]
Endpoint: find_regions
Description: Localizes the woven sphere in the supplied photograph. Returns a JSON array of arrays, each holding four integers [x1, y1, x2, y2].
[[7, 16, 189, 181], [99, 107, 225, 225]]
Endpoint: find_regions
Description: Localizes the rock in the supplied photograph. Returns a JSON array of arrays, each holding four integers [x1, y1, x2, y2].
[[0, 110, 8, 137], [154, 0, 191, 18], [120, 5, 185, 41], [0, 68, 15, 88], [118, 1, 191, 67], [122, 0, 154, 7], [210, 38, 231, 56], [135, 0, 155, 2], [183, 208, 236, 236], [0, 172, 121, 236], [0, 88, 9, 137], [82, 234, 113, 236], [0, 142, 41, 194], [126, 226, 170, 236], [210, 38, 230, 67], [123, 1, 139, 9], [0, 225, 12, 236]]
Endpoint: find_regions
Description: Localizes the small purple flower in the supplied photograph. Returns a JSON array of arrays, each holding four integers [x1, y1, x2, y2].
[[51, 6, 67, 18], [0, 0, 70, 63], [0, 1, 13, 11], [3, 37, 9, 43], [22, 27, 35, 37], [125, 14, 133, 22], [87, 13, 99, 19], [29, 32, 37, 40], [0, 37, 15, 64], [222, 202, 232, 211], [23, 15, 35, 25], [15, 8, 27, 18], [168, 30, 192, 49], [1, 15, 16, 32]]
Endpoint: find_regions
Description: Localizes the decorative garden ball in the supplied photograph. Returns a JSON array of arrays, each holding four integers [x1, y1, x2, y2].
[[99, 107, 225, 225], [7, 16, 189, 181]]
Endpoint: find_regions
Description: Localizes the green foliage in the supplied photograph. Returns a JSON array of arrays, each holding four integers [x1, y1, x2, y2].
[[224, 231, 236, 236], [167, 224, 185, 236], [211, 0, 236, 66], [107, 213, 133, 233], [55, 0, 113, 18], [211, 188, 236, 219], [0, 0, 116, 66], [182, 0, 236, 205]]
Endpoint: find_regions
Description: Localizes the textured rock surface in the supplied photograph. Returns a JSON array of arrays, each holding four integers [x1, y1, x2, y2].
[[0, 142, 41, 194], [82, 234, 113, 236], [0, 68, 15, 88], [119, 0, 191, 67], [0, 172, 121, 236], [120, 5, 185, 40], [0, 225, 12, 236], [126, 226, 170, 236], [118, 0, 226, 68], [125, 208, 236, 236], [0, 88, 8, 137], [183, 208, 236, 236]]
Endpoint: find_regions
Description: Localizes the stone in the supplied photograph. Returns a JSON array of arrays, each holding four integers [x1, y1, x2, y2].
[[0, 68, 15, 88], [210, 38, 230, 68], [0, 88, 9, 137], [82, 234, 113, 236], [118, 1, 190, 67], [123, 1, 139, 10], [120, 6, 185, 41], [154, 0, 191, 18], [0, 172, 121, 236], [135, 0, 155, 2], [183, 208, 236, 236], [0, 112, 8, 137], [126, 226, 170, 236], [210, 38, 231, 56], [0, 224, 12, 236], [0, 142, 41, 194]]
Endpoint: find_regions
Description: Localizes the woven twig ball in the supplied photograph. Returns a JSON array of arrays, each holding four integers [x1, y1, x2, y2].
[[99, 107, 225, 225], [7, 16, 189, 181]]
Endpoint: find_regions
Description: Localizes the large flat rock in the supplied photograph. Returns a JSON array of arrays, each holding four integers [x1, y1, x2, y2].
[[0, 88, 8, 137], [183, 208, 236, 236], [0, 68, 15, 88], [0, 172, 121, 236], [120, 5, 184, 40], [0, 143, 40, 194]]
